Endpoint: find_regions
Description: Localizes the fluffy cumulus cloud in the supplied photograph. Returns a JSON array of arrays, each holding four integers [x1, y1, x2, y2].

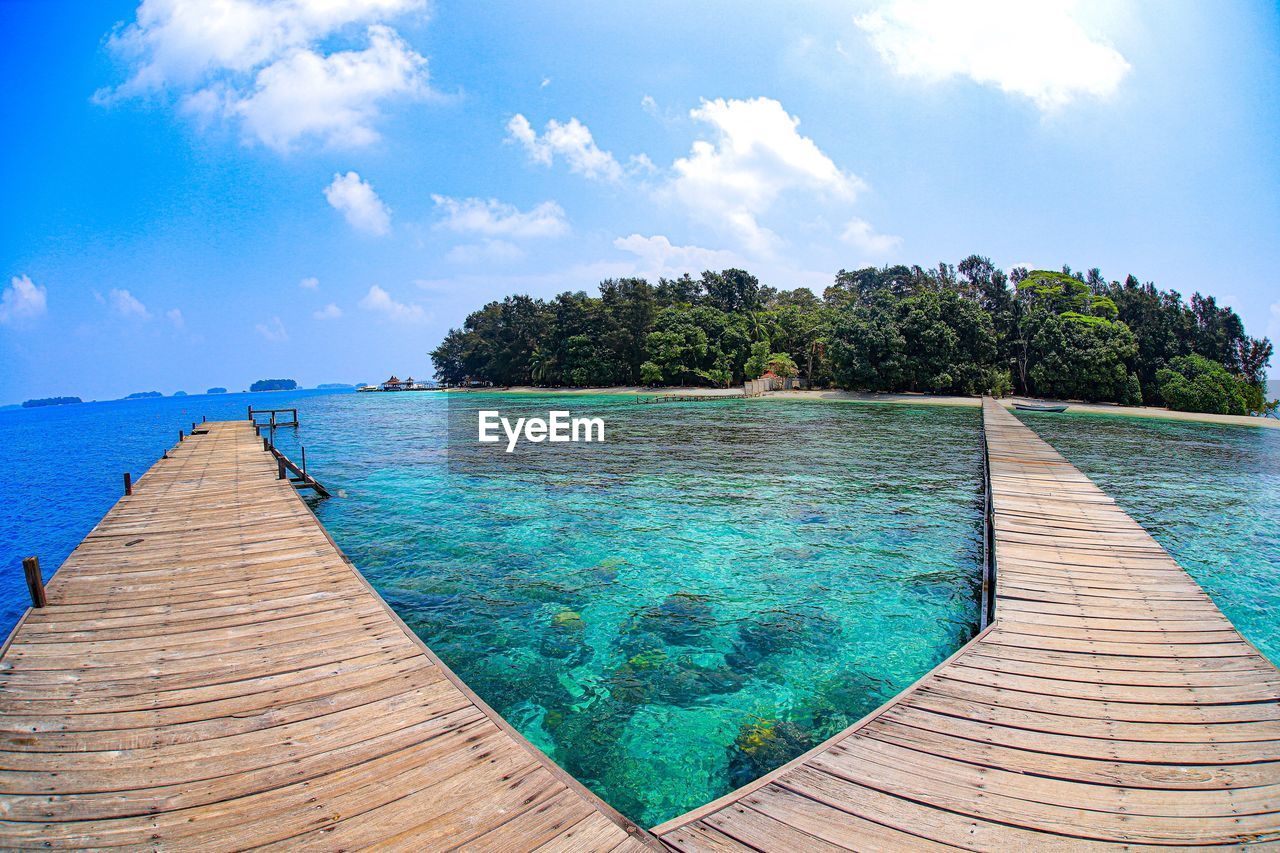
[[0, 275, 48, 325], [109, 288, 151, 319], [325, 171, 391, 235], [667, 97, 867, 253], [431, 195, 568, 239], [613, 235, 741, 279], [100, 0, 430, 150], [840, 217, 902, 256], [854, 0, 1131, 110], [312, 303, 343, 320], [506, 114, 624, 181], [359, 284, 427, 323], [255, 316, 288, 342]]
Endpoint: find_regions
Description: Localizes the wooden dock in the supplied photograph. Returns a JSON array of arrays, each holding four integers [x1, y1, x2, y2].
[[0, 420, 654, 850], [653, 397, 1280, 849]]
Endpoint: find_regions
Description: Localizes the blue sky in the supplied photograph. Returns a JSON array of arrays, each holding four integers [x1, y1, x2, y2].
[[2, 0, 1278, 402]]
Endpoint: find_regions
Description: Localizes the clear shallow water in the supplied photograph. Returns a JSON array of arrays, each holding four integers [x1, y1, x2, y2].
[[312, 394, 984, 824], [1015, 410, 1280, 662], [2, 394, 1276, 826]]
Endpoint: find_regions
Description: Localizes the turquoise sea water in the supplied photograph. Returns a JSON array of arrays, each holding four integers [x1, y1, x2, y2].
[[1015, 409, 1280, 661], [0, 392, 1277, 825]]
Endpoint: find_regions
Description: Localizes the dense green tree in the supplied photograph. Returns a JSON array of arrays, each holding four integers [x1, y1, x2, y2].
[[1157, 354, 1250, 415], [430, 260, 1271, 413]]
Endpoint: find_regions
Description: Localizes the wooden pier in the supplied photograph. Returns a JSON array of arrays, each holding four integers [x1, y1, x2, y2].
[[653, 398, 1280, 849], [0, 420, 654, 850]]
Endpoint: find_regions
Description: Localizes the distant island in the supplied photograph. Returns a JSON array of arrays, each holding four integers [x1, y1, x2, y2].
[[22, 396, 82, 409], [250, 378, 298, 392], [207, 387, 227, 394], [173, 391, 188, 397], [125, 391, 163, 399], [317, 383, 355, 390], [432, 257, 1272, 415]]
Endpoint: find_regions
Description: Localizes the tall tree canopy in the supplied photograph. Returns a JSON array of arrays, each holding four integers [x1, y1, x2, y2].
[[430, 257, 1272, 413]]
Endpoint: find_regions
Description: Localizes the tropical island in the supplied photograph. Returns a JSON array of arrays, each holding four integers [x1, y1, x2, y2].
[[22, 396, 82, 409], [207, 387, 227, 394], [249, 378, 298, 392], [431, 256, 1273, 415], [124, 391, 163, 400]]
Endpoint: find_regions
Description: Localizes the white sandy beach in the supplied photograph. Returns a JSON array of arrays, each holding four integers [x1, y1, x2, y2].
[[445, 386, 1280, 429]]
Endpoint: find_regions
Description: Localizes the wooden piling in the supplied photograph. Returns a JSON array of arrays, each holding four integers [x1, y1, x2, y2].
[[277, 456, 286, 480], [123, 472, 132, 496], [179, 429, 184, 442], [21, 556, 45, 608]]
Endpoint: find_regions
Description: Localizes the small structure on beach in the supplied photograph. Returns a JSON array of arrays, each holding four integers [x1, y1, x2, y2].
[[357, 374, 435, 392]]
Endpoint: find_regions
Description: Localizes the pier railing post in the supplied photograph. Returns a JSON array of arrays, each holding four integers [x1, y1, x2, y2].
[[179, 429, 184, 442], [277, 457, 287, 480], [123, 472, 132, 496], [22, 556, 46, 608], [263, 436, 269, 452], [301, 446, 307, 479]]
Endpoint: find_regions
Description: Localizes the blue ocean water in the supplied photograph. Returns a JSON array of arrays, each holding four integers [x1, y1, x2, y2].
[[1015, 409, 1280, 661], [0, 392, 1276, 826]]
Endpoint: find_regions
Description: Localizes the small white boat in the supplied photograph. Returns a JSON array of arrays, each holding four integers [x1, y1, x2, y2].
[[1014, 402, 1068, 413]]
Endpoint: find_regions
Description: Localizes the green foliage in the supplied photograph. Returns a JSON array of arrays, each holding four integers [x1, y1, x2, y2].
[[1156, 354, 1253, 415], [249, 379, 298, 392], [743, 341, 771, 379], [430, 260, 1272, 406]]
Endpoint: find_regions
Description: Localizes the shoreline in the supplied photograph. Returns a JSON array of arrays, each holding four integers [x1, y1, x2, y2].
[[445, 386, 1280, 429]]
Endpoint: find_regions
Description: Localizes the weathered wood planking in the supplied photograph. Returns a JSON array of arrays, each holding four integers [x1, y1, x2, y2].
[[0, 420, 656, 851], [653, 397, 1280, 850]]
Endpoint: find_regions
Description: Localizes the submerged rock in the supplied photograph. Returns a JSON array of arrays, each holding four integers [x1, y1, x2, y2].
[[629, 593, 716, 646], [728, 718, 815, 788]]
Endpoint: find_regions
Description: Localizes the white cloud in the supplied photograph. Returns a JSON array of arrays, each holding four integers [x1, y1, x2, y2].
[[540, 76, 551, 89], [313, 303, 343, 320], [667, 97, 865, 254], [854, 0, 1130, 110], [109, 288, 151, 319], [100, 0, 430, 150], [255, 316, 288, 341], [0, 275, 48, 324], [165, 307, 185, 328], [446, 240, 525, 265], [613, 235, 742, 279], [325, 171, 391, 235], [506, 114, 624, 181], [431, 195, 568, 238], [840, 217, 902, 256], [232, 26, 428, 151], [359, 284, 428, 323], [299, 276, 319, 289]]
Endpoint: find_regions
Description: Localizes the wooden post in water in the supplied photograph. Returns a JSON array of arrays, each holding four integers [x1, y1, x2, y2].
[[277, 457, 287, 480], [179, 429, 184, 442], [123, 472, 132, 496], [22, 557, 45, 608], [301, 446, 307, 479]]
